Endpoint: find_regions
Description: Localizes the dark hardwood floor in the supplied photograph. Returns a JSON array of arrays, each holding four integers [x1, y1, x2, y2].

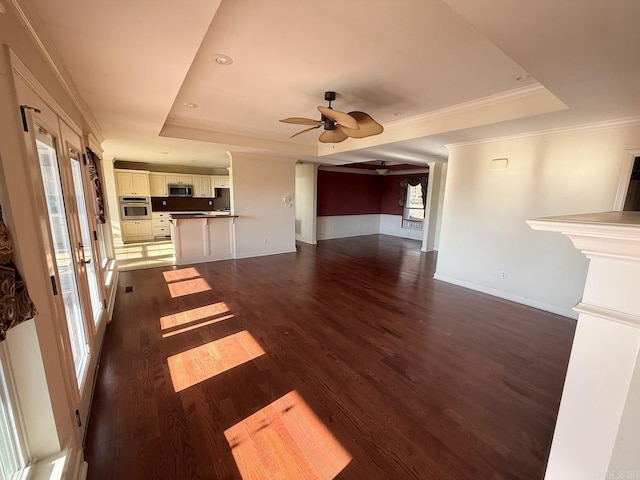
[[84, 235, 576, 480]]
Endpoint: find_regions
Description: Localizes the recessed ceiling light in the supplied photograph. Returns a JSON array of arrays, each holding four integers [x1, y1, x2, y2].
[[212, 54, 233, 66], [514, 74, 530, 82], [183, 102, 199, 108], [393, 112, 404, 116], [160, 151, 169, 155]]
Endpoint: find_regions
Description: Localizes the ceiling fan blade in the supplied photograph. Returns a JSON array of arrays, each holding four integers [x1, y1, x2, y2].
[[340, 111, 384, 138], [279, 117, 323, 126], [319, 128, 348, 144], [317, 106, 359, 130], [290, 125, 321, 139]]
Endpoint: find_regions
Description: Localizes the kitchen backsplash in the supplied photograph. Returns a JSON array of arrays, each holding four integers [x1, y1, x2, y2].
[[151, 189, 230, 212]]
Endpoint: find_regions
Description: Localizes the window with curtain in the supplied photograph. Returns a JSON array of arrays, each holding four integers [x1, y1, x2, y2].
[[399, 176, 427, 230], [404, 183, 425, 221]]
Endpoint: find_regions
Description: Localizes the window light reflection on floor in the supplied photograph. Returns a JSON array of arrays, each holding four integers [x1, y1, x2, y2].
[[162, 314, 235, 338], [167, 278, 211, 298], [167, 330, 265, 392], [163, 267, 211, 297], [163, 267, 201, 283], [224, 390, 352, 480], [160, 302, 231, 330]]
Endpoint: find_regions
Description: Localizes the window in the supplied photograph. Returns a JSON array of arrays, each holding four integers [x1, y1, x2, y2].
[[0, 353, 25, 480], [404, 183, 425, 224]]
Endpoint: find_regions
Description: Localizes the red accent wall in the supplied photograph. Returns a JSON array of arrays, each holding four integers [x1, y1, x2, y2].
[[317, 171, 428, 217], [317, 171, 382, 216], [380, 175, 405, 215]]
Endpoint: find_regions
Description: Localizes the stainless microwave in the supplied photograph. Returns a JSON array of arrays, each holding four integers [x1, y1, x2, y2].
[[120, 196, 151, 220], [168, 184, 193, 197]]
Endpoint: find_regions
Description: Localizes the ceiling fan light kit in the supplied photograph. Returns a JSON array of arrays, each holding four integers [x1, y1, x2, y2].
[[280, 91, 384, 143], [375, 160, 389, 175]]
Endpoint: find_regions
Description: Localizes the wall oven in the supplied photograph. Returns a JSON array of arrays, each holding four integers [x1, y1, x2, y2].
[[119, 196, 151, 220], [168, 184, 193, 197]]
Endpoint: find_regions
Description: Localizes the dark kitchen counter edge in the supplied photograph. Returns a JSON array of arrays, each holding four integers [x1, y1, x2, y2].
[[170, 214, 239, 219]]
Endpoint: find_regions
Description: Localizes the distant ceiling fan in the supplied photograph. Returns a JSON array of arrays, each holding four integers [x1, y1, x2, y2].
[[280, 91, 384, 143]]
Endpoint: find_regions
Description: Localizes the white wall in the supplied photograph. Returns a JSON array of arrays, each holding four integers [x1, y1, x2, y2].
[[317, 214, 381, 240], [433, 164, 447, 251], [318, 214, 430, 241], [294, 163, 317, 244], [435, 123, 640, 318], [231, 153, 296, 258], [379, 215, 423, 240]]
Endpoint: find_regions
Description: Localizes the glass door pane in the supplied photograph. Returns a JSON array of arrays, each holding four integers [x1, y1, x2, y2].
[[69, 149, 103, 325], [35, 128, 89, 382], [0, 361, 23, 480]]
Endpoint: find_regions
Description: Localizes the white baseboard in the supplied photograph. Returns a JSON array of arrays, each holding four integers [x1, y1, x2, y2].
[[234, 248, 296, 260], [433, 273, 578, 319], [176, 253, 235, 265], [318, 231, 376, 240], [379, 228, 424, 241]]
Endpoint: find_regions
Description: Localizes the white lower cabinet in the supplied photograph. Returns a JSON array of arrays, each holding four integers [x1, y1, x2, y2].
[[152, 212, 172, 239], [121, 220, 153, 242]]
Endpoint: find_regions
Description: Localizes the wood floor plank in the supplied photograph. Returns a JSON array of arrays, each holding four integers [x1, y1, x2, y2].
[[84, 235, 575, 479]]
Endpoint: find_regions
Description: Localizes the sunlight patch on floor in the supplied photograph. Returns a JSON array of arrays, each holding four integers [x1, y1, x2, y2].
[[167, 330, 265, 392], [160, 302, 231, 330], [167, 278, 211, 298], [162, 314, 235, 338], [163, 267, 201, 283], [224, 390, 351, 480]]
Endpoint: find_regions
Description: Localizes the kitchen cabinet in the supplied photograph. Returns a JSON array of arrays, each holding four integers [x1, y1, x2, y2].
[[116, 169, 149, 196], [149, 173, 168, 196], [121, 220, 153, 242], [211, 175, 230, 188], [165, 174, 193, 185], [192, 175, 213, 197], [152, 212, 171, 238]]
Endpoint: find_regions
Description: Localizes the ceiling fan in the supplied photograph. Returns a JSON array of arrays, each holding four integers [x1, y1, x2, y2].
[[279, 91, 384, 143]]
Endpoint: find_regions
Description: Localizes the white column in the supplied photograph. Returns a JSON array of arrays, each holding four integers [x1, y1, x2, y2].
[[422, 162, 444, 252], [527, 211, 640, 480]]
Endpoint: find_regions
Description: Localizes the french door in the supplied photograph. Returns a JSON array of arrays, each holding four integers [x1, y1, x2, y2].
[[24, 113, 106, 444]]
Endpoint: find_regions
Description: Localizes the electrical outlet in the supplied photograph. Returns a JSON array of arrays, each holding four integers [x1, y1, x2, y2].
[[208, 200, 212, 206], [263, 238, 268, 244], [500, 271, 507, 279]]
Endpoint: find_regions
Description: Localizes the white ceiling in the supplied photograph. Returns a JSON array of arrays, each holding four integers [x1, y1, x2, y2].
[[14, 0, 640, 168]]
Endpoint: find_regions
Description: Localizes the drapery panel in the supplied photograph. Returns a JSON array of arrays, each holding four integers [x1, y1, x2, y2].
[[398, 176, 428, 207], [0, 205, 37, 341], [86, 148, 106, 224]]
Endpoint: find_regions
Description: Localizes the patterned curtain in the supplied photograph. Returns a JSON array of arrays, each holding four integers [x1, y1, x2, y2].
[[86, 148, 106, 224], [0, 205, 37, 341], [398, 175, 428, 207]]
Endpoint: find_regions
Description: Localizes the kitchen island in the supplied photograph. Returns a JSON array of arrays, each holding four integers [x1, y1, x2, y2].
[[171, 213, 238, 265]]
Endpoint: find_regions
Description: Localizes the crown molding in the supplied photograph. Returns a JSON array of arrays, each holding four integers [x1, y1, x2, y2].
[[446, 116, 640, 150], [385, 84, 549, 129], [8, 0, 104, 142], [318, 165, 429, 176]]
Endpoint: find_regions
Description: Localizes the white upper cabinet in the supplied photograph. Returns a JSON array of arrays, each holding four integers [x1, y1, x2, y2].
[[115, 169, 149, 196], [149, 173, 168, 196], [211, 175, 231, 188], [192, 175, 213, 197], [165, 174, 193, 185]]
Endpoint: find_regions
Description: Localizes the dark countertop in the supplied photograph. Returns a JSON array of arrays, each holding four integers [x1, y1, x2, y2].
[[170, 213, 238, 219]]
